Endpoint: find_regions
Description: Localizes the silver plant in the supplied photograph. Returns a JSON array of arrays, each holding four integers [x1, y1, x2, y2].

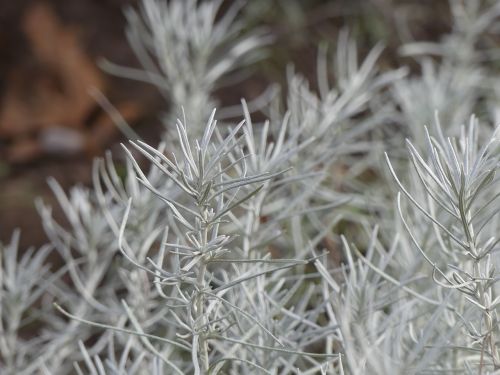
[[0, 231, 56, 375], [102, 0, 273, 134], [51, 110, 341, 374], [386, 117, 500, 372], [3, 0, 500, 374], [395, 0, 500, 143]]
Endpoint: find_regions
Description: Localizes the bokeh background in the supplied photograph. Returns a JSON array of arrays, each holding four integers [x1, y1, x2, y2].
[[0, 0, 451, 249]]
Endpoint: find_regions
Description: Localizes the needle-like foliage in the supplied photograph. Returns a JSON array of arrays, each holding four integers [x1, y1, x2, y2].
[[2, 0, 500, 374]]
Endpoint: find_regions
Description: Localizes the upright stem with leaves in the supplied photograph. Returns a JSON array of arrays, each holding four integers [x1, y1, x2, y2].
[[386, 117, 500, 372]]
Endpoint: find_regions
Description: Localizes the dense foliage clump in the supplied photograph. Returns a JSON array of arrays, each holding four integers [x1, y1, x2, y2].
[[1, 1, 500, 374]]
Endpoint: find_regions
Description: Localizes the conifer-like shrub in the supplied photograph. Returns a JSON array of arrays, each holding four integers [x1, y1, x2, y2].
[[1, 0, 500, 374]]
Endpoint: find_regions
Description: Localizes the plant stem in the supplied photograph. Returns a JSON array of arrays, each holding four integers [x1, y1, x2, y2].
[[195, 211, 210, 373]]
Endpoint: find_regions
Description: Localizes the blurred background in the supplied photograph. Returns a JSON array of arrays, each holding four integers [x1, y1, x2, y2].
[[0, 0, 451, 248]]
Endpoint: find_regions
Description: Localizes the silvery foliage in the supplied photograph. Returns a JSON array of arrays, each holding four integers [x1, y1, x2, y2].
[[0, 2, 402, 374], [269, 30, 406, 251], [318, 117, 499, 374], [0, 231, 55, 374], [102, 0, 274, 134], [2, 0, 500, 374], [316, 1, 500, 374], [32, 153, 167, 375], [60, 29, 398, 372], [48, 110, 346, 375], [384, 118, 499, 372], [316, 228, 460, 374], [393, 0, 500, 144], [393, 118, 500, 371]]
